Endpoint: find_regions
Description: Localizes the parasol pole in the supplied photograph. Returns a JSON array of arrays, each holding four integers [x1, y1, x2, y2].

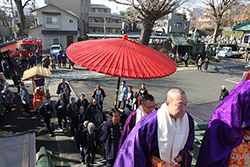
[[114, 77, 121, 106]]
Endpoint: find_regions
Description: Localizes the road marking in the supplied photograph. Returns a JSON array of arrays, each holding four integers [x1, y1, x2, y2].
[[225, 77, 241, 84]]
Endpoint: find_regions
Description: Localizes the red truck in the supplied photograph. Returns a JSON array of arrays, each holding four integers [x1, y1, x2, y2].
[[19, 38, 42, 60]]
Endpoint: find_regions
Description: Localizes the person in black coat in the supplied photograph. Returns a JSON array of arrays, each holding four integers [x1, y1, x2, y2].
[[92, 109, 107, 128], [219, 85, 229, 100], [74, 106, 87, 148], [67, 97, 78, 138], [76, 94, 89, 109], [99, 108, 124, 167], [79, 122, 99, 166], [63, 88, 71, 109], [86, 99, 100, 121], [12, 70, 21, 94], [39, 99, 54, 136], [55, 94, 67, 131]]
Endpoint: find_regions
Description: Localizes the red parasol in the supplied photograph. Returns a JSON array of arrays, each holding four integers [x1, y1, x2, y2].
[[66, 34, 177, 105]]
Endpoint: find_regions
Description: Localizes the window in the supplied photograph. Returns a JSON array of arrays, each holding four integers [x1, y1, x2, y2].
[[86, 0, 88, 7], [69, 19, 73, 23], [46, 16, 58, 24], [48, 37, 59, 46], [93, 28, 99, 33], [82, 0, 83, 7], [112, 29, 118, 33], [53, 38, 59, 45], [93, 9, 98, 13], [244, 36, 249, 43], [86, 13, 88, 17], [175, 22, 182, 27], [82, 13, 84, 17]]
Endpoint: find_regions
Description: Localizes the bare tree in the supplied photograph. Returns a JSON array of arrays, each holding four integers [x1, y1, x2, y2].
[[112, 0, 189, 45], [5, 0, 33, 36], [14, 0, 33, 36], [202, 0, 240, 43]]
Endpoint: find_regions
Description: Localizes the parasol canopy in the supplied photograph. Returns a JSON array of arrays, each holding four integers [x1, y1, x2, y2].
[[22, 65, 52, 81], [66, 34, 176, 79]]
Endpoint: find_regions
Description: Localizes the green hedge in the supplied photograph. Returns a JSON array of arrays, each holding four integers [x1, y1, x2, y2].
[[222, 31, 244, 39]]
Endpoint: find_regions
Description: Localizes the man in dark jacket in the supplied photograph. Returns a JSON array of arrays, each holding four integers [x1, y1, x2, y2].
[[1, 59, 9, 79], [219, 85, 229, 100], [79, 122, 99, 166], [74, 106, 87, 149], [67, 97, 78, 138], [76, 94, 89, 109], [91, 84, 107, 111], [55, 94, 67, 131], [39, 99, 54, 136], [99, 108, 124, 167], [12, 70, 21, 94], [86, 99, 100, 121], [92, 109, 107, 128]]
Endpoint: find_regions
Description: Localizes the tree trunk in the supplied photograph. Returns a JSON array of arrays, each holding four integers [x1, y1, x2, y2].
[[212, 22, 220, 44], [139, 19, 154, 46], [14, 0, 25, 36]]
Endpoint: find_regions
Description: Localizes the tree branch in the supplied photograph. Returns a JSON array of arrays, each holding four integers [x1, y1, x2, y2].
[[113, 0, 132, 6], [23, 0, 33, 9]]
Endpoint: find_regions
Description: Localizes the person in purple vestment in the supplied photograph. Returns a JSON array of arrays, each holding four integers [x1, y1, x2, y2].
[[196, 80, 250, 167], [114, 87, 194, 167], [118, 94, 155, 150]]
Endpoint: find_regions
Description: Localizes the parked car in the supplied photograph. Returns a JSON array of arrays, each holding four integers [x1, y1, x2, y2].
[[50, 45, 61, 55], [217, 47, 242, 58]]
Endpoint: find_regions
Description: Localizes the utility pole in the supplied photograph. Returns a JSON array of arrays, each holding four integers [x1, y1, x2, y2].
[[104, 15, 106, 38], [33, 0, 36, 10], [10, 0, 17, 39]]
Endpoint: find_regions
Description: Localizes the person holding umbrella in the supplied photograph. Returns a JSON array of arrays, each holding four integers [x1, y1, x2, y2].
[[118, 81, 128, 109]]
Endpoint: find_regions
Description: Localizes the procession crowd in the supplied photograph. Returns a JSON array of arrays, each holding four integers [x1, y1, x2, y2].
[[39, 78, 152, 167]]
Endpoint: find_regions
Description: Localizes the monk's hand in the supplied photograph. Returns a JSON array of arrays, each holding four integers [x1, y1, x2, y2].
[[174, 155, 182, 163], [244, 133, 250, 141]]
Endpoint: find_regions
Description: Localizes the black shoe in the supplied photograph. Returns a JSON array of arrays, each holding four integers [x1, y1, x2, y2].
[[80, 159, 85, 164]]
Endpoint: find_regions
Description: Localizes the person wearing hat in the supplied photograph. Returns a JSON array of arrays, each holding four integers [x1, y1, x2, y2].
[[39, 98, 54, 136]]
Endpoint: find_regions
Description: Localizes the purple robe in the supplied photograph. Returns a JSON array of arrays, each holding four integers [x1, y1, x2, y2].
[[196, 80, 250, 167], [118, 109, 137, 151], [114, 110, 194, 167]]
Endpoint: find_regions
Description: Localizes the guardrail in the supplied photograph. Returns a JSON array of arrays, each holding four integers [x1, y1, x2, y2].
[[36, 146, 54, 167], [192, 122, 209, 160]]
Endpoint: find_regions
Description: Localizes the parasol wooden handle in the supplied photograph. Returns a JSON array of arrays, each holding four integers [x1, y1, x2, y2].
[[114, 77, 121, 106]]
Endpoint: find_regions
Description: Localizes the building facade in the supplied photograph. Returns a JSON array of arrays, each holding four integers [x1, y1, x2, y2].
[[88, 4, 124, 35], [45, 0, 89, 37], [30, 3, 79, 50], [163, 13, 190, 36]]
